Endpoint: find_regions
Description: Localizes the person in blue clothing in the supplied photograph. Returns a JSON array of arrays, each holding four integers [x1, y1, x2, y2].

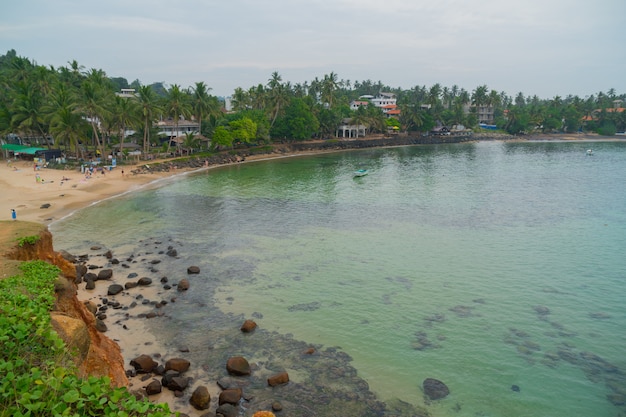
[[11, 209, 16, 220]]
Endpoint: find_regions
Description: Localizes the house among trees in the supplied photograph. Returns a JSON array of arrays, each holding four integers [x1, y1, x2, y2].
[[156, 119, 200, 142], [336, 118, 367, 138]]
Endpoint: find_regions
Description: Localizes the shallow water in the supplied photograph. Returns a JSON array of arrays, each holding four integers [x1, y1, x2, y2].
[[52, 141, 626, 416]]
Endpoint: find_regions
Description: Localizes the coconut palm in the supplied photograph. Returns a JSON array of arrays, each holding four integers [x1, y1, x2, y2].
[[164, 84, 192, 154], [78, 69, 113, 159], [137, 85, 161, 155], [110, 94, 141, 159], [191, 81, 214, 135]]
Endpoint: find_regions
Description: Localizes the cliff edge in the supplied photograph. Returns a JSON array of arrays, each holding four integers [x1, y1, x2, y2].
[[0, 221, 128, 387]]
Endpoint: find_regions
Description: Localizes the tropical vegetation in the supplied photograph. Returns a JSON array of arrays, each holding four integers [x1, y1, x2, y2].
[[0, 260, 173, 416], [1, 48, 625, 161]]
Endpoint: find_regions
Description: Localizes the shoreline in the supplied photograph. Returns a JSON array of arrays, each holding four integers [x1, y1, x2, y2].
[[2, 132, 621, 225], [2, 133, 623, 415]]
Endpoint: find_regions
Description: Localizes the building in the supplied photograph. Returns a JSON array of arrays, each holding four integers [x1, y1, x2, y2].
[[156, 119, 200, 141]]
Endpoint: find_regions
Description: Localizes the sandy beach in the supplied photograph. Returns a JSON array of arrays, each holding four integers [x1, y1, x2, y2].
[[0, 159, 187, 224]]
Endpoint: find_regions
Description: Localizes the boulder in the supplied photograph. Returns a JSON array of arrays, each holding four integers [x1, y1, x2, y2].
[[75, 264, 87, 278], [107, 284, 124, 295], [216, 403, 237, 417], [84, 272, 97, 282], [145, 379, 162, 395], [167, 376, 189, 391], [187, 266, 200, 274], [166, 248, 178, 257], [165, 358, 191, 373], [226, 356, 251, 376], [219, 388, 242, 405], [84, 278, 96, 290], [161, 369, 180, 387], [267, 371, 289, 387], [240, 319, 257, 333], [49, 313, 91, 363], [97, 269, 113, 280], [190, 385, 211, 410], [138, 277, 153, 286], [130, 354, 158, 374], [177, 278, 190, 291], [423, 378, 449, 400]]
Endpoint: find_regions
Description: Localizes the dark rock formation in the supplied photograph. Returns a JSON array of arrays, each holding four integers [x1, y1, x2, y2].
[[145, 379, 162, 395], [130, 354, 158, 373], [107, 284, 124, 295], [165, 358, 191, 373], [190, 385, 211, 410], [226, 356, 251, 376], [97, 269, 113, 280], [423, 378, 449, 400], [187, 266, 200, 274], [219, 388, 242, 405], [268, 371, 289, 387]]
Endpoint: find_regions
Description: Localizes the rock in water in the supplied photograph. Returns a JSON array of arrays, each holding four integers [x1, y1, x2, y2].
[[423, 378, 450, 400], [511, 384, 520, 392]]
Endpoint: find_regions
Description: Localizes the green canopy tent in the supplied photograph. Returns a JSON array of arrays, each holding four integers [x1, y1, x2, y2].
[[2, 144, 47, 155]]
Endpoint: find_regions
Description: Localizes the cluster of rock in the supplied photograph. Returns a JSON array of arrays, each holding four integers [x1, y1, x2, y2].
[[124, 322, 290, 416], [61, 241, 295, 416]]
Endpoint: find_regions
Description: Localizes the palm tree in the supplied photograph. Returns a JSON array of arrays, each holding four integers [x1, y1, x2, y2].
[[78, 69, 113, 160], [111, 94, 140, 159], [11, 79, 49, 146], [231, 87, 249, 111], [137, 85, 161, 155], [181, 131, 200, 155], [267, 76, 290, 129], [191, 82, 212, 135], [321, 72, 339, 108], [164, 84, 191, 155]]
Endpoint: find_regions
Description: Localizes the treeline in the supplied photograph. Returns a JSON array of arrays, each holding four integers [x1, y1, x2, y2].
[[1, 49, 624, 160]]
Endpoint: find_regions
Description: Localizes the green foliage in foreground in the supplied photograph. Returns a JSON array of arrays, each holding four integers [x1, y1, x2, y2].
[[17, 235, 40, 247], [0, 261, 174, 417]]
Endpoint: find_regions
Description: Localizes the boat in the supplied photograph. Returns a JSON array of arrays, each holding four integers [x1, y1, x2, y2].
[[353, 169, 368, 177], [587, 149, 593, 155]]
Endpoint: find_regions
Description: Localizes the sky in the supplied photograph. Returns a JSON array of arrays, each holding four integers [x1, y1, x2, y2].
[[1, 0, 625, 99]]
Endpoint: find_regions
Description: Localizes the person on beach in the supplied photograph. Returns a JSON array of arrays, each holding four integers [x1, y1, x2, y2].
[[11, 209, 16, 220], [121, 169, 124, 177]]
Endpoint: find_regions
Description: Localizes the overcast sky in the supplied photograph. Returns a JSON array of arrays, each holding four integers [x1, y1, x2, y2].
[[2, 0, 625, 99]]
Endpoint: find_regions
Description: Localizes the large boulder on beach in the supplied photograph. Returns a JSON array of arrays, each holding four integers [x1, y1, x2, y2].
[[130, 354, 158, 373], [268, 371, 289, 387], [145, 379, 162, 395], [190, 386, 211, 410], [219, 388, 242, 405], [97, 269, 113, 280], [107, 284, 124, 295], [137, 277, 153, 286], [165, 358, 190, 373], [423, 378, 449, 400], [226, 356, 251, 376]]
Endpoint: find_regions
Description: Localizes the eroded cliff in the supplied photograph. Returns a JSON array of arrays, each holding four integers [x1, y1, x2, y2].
[[1, 221, 128, 387]]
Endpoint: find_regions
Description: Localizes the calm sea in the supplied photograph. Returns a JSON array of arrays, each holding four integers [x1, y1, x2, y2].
[[51, 141, 626, 417]]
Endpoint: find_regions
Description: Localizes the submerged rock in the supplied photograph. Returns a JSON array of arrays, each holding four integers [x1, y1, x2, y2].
[[423, 378, 449, 400]]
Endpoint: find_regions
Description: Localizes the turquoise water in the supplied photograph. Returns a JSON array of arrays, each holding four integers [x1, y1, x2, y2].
[[52, 141, 626, 416]]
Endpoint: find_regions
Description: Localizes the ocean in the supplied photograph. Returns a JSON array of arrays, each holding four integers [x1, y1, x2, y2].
[[51, 140, 626, 417]]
